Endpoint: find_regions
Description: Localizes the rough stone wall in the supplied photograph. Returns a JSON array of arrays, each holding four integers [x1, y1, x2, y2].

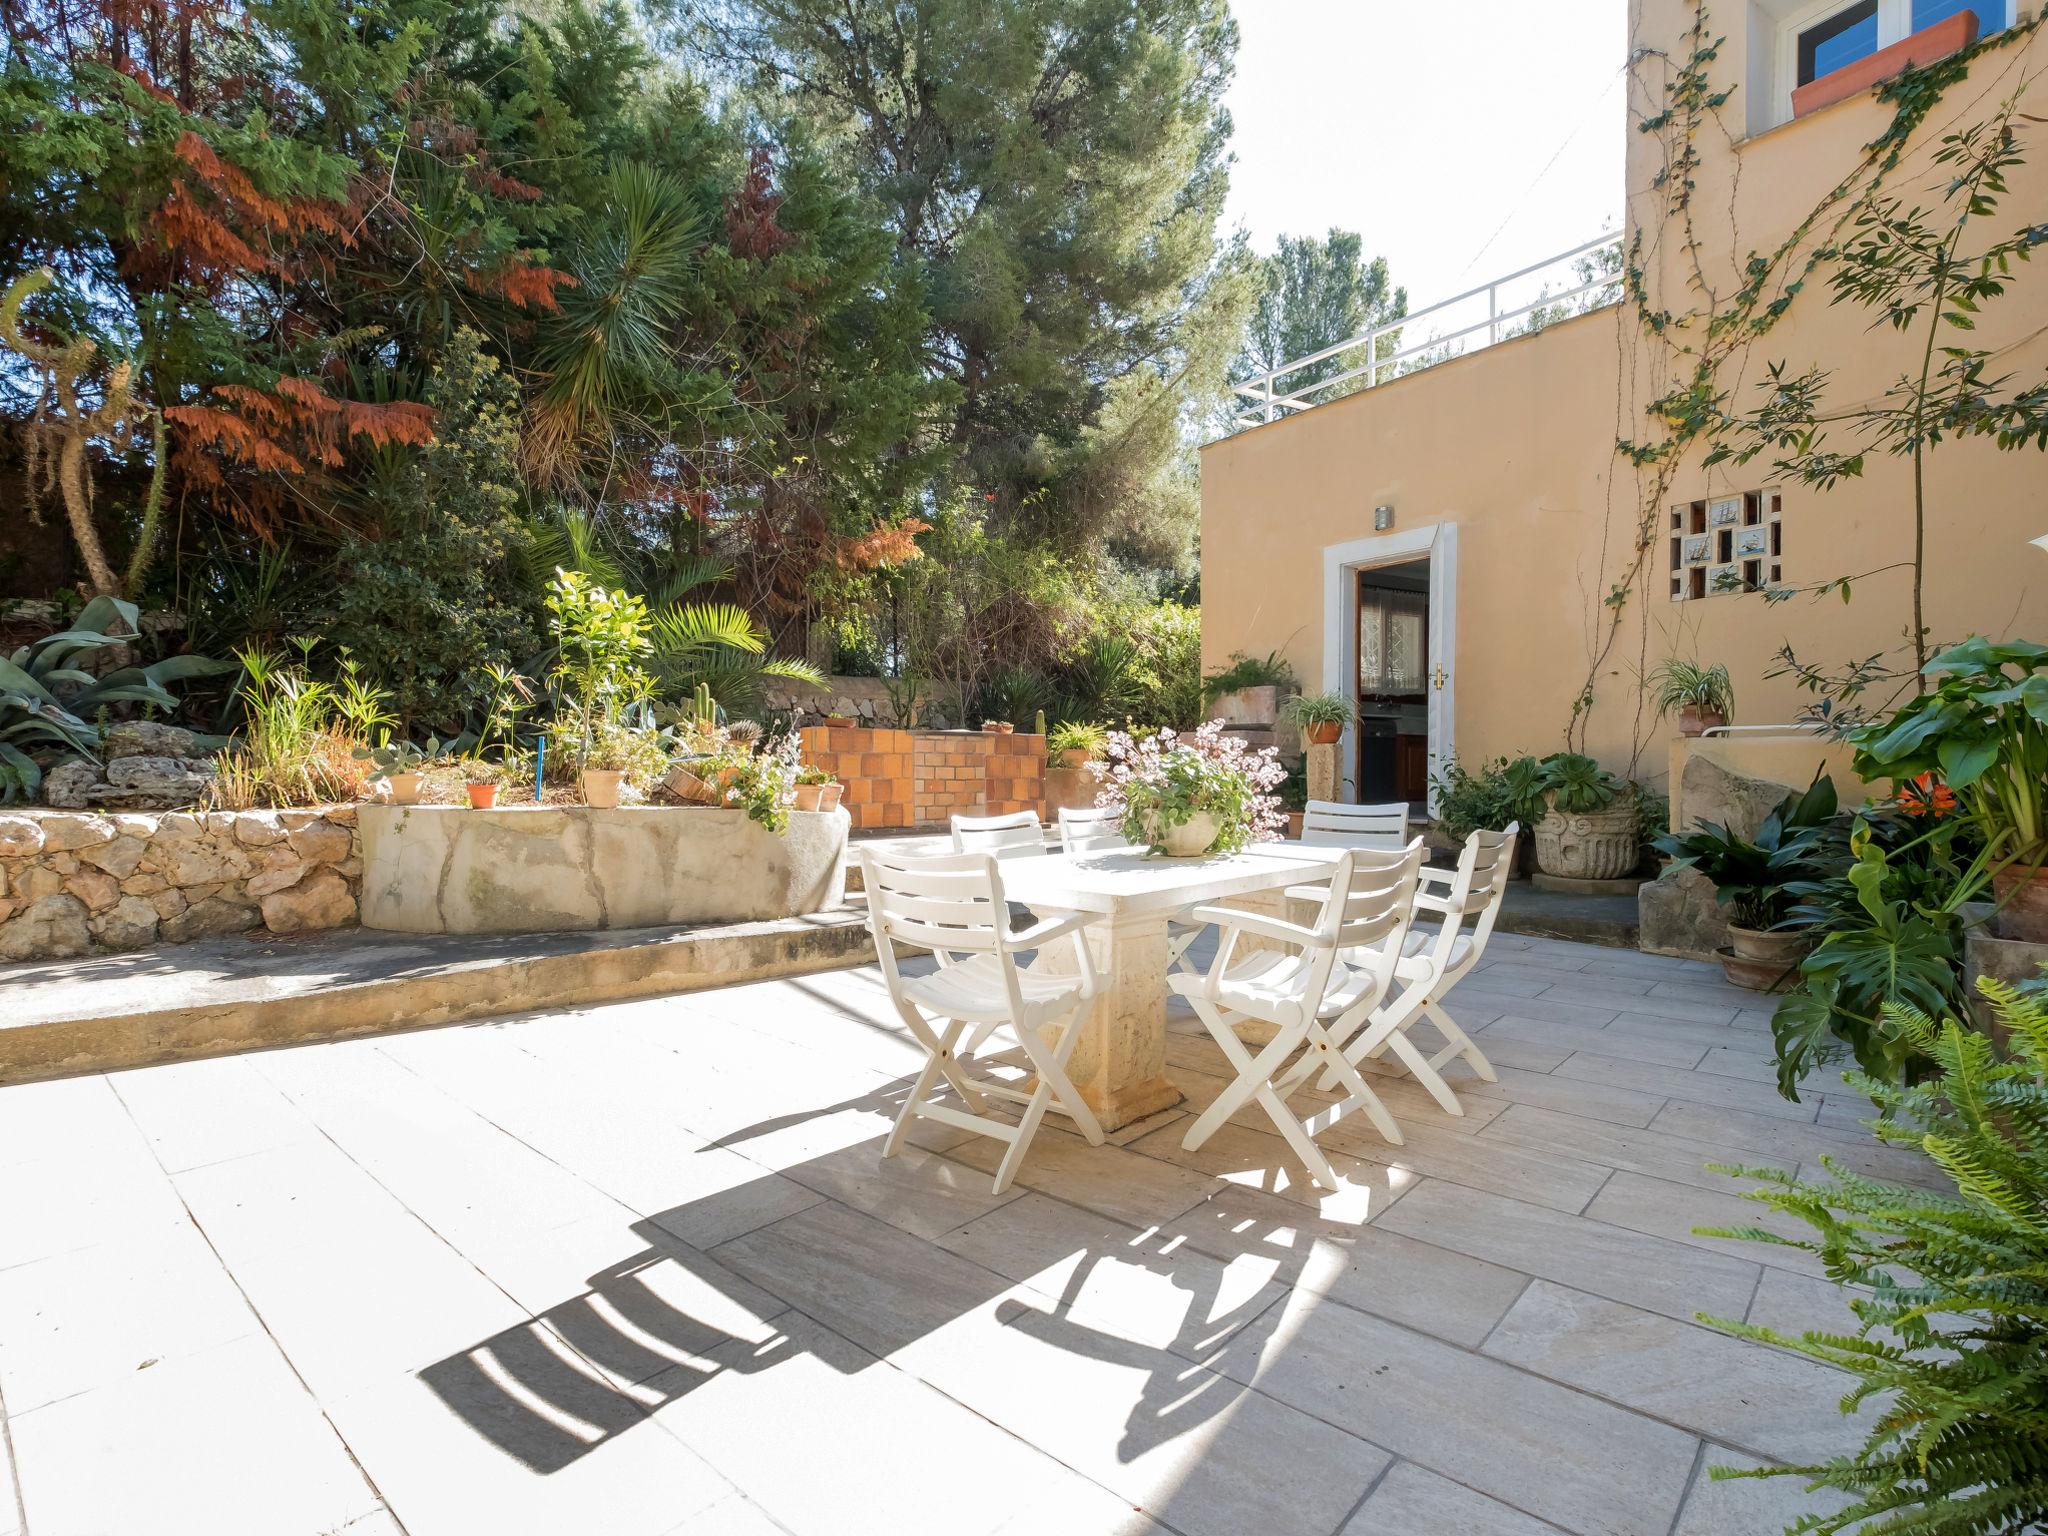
[[763, 676, 904, 725], [0, 806, 361, 962]]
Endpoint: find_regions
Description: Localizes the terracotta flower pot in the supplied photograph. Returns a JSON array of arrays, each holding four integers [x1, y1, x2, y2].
[[1678, 705, 1727, 737], [819, 783, 842, 812], [465, 781, 498, 810], [1533, 793, 1639, 881], [1303, 720, 1343, 746], [386, 771, 424, 806], [1057, 747, 1091, 768], [822, 715, 857, 729], [580, 768, 624, 809], [1991, 863, 2048, 943], [793, 782, 825, 812], [1716, 923, 1808, 991], [982, 722, 1014, 734], [662, 764, 717, 804]]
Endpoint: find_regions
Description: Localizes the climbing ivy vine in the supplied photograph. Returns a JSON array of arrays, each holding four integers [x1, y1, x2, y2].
[[1568, 1, 2042, 764]]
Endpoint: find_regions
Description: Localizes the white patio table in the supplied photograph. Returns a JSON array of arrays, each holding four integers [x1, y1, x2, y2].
[[998, 842, 1345, 1130]]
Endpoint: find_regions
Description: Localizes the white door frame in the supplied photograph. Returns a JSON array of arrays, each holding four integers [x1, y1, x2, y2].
[[1320, 522, 1457, 813]]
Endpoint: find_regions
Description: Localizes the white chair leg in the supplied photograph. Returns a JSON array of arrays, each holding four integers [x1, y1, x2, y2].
[[1179, 997, 1303, 1153], [1250, 1083, 1343, 1190], [1385, 1029, 1465, 1116], [1422, 999, 1496, 1082], [1300, 1033, 1405, 1147], [886, 1017, 967, 1157], [1015, 1006, 1105, 1146], [993, 1081, 1053, 1195]]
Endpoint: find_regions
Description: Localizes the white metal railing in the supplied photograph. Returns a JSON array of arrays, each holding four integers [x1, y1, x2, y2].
[[1225, 232, 1623, 431]]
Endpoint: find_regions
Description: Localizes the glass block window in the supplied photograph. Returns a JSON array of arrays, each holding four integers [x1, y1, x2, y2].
[[1669, 491, 1783, 601]]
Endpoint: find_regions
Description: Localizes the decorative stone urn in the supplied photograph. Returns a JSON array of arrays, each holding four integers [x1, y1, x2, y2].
[[1533, 793, 1639, 881]]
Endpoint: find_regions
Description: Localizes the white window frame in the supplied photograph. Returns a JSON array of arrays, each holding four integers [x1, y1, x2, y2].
[[1762, 0, 2015, 129]]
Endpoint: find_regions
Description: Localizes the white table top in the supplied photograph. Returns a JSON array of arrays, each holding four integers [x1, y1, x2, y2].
[[997, 842, 1343, 918]]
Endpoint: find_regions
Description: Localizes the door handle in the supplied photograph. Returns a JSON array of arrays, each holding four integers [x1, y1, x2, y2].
[[1432, 663, 1447, 691]]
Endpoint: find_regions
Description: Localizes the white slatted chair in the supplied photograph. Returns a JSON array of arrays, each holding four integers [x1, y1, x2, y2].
[[1303, 825, 1519, 1115], [950, 810, 1047, 859], [1056, 806, 1206, 973], [1170, 841, 1425, 1186], [1299, 800, 1410, 850], [861, 847, 1105, 1194]]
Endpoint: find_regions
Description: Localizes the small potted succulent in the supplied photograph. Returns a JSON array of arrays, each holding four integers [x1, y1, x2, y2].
[[1655, 776, 1840, 988], [464, 762, 500, 810], [1047, 721, 1107, 769], [1649, 658, 1734, 737], [354, 737, 430, 805], [793, 765, 840, 812], [981, 719, 1015, 734], [821, 712, 857, 729], [1283, 691, 1357, 746]]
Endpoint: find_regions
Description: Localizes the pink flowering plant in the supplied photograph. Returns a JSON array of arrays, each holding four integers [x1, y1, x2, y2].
[[1092, 720, 1287, 854]]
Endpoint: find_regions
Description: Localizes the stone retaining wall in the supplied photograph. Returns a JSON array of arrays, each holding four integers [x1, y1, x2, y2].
[[0, 806, 361, 962]]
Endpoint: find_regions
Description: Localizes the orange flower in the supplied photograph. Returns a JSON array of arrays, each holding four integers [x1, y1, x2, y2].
[[1898, 772, 1957, 818]]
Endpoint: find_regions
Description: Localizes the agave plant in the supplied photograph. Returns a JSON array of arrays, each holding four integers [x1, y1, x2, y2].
[[0, 596, 233, 799]]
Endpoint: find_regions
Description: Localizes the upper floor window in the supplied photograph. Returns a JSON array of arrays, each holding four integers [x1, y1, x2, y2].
[[1753, 0, 2013, 132]]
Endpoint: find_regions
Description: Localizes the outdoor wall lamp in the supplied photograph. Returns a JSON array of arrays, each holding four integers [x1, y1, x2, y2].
[[1374, 505, 1394, 530]]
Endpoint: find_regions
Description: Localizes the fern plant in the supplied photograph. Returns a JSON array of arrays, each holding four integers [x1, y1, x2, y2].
[[1696, 980, 2048, 1534]]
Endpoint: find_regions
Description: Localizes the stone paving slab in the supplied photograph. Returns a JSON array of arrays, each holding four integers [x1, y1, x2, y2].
[[0, 933, 1924, 1536]]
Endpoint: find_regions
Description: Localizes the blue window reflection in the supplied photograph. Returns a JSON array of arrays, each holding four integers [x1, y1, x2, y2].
[[1911, 0, 2005, 36], [1799, 1, 1879, 85]]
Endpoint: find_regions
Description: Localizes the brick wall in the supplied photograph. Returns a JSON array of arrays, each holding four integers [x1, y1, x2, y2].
[[800, 727, 1045, 831]]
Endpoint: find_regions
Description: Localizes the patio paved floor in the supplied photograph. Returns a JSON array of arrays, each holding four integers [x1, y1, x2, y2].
[[0, 933, 1927, 1536]]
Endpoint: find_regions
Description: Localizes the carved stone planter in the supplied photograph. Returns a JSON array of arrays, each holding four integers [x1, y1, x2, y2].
[[1534, 793, 1639, 881]]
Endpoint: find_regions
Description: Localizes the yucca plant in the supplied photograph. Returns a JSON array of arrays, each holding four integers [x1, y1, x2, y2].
[[1697, 980, 2048, 1534]]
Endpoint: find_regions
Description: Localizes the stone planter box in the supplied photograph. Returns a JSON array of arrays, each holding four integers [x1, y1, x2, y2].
[[1533, 795, 1640, 882], [359, 804, 848, 934], [1211, 685, 1279, 727]]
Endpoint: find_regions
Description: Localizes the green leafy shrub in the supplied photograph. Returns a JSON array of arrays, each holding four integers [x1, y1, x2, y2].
[[1047, 721, 1107, 761], [1429, 754, 1523, 843], [545, 570, 653, 768], [210, 645, 395, 809], [1655, 776, 1841, 930], [1698, 981, 2048, 1536], [325, 332, 541, 731], [1532, 751, 1626, 814], [1129, 603, 1202, 728], [1201, 649, 1299, 706]]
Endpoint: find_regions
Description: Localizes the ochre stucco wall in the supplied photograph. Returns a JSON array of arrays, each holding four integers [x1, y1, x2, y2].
[[1199, 7, 2047, 793]]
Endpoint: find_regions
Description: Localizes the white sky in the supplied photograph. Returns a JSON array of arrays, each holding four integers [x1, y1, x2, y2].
[[1222, 0, 1627, 309]]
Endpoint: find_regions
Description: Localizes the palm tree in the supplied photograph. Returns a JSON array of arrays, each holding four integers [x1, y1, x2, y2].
[[647, 555, 821, 717]]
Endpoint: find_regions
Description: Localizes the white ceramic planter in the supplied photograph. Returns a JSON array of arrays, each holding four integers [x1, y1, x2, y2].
[[1150, 811, 1221, 858]]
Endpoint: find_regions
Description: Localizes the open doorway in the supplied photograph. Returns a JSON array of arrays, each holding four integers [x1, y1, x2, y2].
[[1354, 558, 1431, 808]]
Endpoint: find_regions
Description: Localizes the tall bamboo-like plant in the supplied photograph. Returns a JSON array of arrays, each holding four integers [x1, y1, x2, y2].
[[1697, 981, 2048, 1535]]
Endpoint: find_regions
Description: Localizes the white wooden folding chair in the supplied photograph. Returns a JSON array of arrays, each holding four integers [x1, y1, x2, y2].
[[1057, 806, 1206, 973], [860, 847, 1105, 1194], [1169, 841, 1425, 1187], [950, 810, 1047, 859], [1298, 800, 1409, 850], [1304, 824, 1519, 1115]]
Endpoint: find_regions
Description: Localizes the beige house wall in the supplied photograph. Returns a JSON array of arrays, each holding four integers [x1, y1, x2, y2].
[[1199, 5, 2047, 796]]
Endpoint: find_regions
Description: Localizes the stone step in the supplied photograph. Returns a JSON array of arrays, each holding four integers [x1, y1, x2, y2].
[[0, 907, 874, 1086]]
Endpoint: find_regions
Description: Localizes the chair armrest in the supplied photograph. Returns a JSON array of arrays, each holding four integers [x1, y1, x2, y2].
[[1004, 909, 1096, 949], [1418, 866, 1458, 890], [1414, 890, 1460, 917], [1188, 904, 1321, 949]]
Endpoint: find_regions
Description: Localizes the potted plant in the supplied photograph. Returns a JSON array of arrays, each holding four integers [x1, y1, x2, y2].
[[1283, 691, 1356, 746], [1523, 752, 1640, 881], [721, 735, 801, 833], [577, 724, 633, 809], [354, 736, 433, 804], [543, 569, 653, 811], [1047, 721, 1107, 769], [1201, 651, 1300, 728], [1851, 636, 2048, 941], [1656, 776, 1840, 989], [821, 713, 857, 729], [981, 719, 1015, 734], [793, 765, 840, 812], [464, 762, 500, 810], [1096, 721, 1286, 858], [1649, 658, 1734, 736]]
